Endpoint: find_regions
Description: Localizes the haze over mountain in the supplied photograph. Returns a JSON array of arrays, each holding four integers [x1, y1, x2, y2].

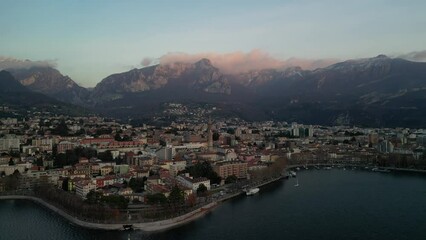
[[91, 58, 230, 104]]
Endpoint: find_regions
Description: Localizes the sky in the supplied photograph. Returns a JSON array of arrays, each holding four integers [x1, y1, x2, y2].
[[1, 0, 426, 87]]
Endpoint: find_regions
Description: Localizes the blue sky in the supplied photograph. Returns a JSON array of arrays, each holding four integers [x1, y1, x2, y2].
[[1, 0, 426, 87]]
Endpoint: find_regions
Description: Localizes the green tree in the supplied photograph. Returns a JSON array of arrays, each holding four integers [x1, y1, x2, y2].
[[61, 178, 69, 191], [36, 157, 43, 167], [168, 185, 184, 205], [146, 193, 167, 205], [128, 177, 146, 193], [98, 150, 113, 162], [225, 175, 238, 184], [8, 158, 15, 166], [85, 190, 103, 204], [101, 195, 129, 209], [114, 132, 122, 141], [52, 119, 69, 136], [196, 183, 208, 196], [212, 132, 220, 141], [186, 161, 221, 184]]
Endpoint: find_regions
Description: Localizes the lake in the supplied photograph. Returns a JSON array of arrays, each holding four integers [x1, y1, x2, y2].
[[1, 169, 426, 240]]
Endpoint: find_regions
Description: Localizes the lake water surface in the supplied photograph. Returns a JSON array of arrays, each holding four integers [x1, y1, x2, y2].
[[1, 169, 426, 240]]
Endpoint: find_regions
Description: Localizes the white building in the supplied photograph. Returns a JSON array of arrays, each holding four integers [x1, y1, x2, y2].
[[0, 135, 20, 152], [176, 175, 211, 192], [75, 180, 97, 199], [156, 142, 206, 161]]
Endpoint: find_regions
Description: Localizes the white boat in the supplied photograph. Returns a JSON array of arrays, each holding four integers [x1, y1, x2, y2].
[[246, 188, 260, 196], [294, 178, 299, 187], [289, 171, 297, 177], [372, 167, 391, 173], [296, 167, 301, 171], [324, 166, 332, 170]]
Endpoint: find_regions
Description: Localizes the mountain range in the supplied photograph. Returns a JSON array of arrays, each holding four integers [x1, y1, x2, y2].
[[3, 55, 426, 127], [0, 70, 86, 117]]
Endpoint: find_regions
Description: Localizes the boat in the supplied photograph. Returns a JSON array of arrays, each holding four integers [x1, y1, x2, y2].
[[323, 166, 332, 170], [123, 224, 133, 231], [246, 188, 260, 196], [296, 167, 301, 171], [294, 178, 299, 187], [289, 171, 297, 177], [372, 168, 391, 173]]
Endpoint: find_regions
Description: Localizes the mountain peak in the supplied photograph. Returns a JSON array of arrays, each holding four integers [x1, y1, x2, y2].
[[375, 54, 389, 59], [194, 58, 213, 68]]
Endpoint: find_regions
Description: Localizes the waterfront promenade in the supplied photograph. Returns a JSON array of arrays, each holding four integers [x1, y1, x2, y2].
[[0, 195, 217, 231], [4, 163, 421, 232], [0, 174, 284, 232]]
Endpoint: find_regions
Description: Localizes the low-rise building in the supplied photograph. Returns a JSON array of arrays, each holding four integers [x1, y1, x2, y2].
[[75, 180, 97, 199], [176, 175, 211, 192]]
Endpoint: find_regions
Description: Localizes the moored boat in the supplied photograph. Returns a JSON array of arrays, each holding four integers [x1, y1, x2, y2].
[[246, 188, 260, 196]]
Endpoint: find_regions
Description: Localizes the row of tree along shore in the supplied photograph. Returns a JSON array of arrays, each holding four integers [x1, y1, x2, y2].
[[2, 157, 424, 231]]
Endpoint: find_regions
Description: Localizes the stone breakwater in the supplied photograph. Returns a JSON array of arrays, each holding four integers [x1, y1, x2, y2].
[[0, 195, 217, 232]]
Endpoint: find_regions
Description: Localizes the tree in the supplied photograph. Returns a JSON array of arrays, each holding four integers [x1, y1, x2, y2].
[[168, 185, 184, 205], [114, 132, 122, 141], [8, 158, 15, 166], [225, 175, 238, 184], [146, 193, 167, 205], [4, 170, 21, 191], [227, 128, 235, 135], [101, 195, 129, 209], [212, 132, 220, 141], [98, 150, 113, 162], [128, 177, 146, 193], [52, 119, 69, 136], [186, 161, 221, 184], [196, 184, 208, 197], [36, 157, 43, 167], [61, 178, 69, 191], [85, 190, 103, 204]]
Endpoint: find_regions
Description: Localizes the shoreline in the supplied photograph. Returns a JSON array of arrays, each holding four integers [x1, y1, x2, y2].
[[2, 165, 422, 232], [287, 164, 426, 174], [0, 195, 218, 232], [0, 174, 284, 232]]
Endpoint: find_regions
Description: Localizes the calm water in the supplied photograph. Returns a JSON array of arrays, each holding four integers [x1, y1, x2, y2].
[[1, 169, 426, 240]]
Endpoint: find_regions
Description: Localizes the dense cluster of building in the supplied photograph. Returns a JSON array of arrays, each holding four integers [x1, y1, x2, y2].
[[1, 114, 425, 203]]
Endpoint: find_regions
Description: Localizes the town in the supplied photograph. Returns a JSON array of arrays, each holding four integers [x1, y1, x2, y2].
[[1, 110, 426, 224]]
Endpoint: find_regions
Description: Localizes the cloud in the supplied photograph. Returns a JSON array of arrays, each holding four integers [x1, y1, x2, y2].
[[397, 50, 426, 62], [156, 49, 339, 74], [0, 56, 57, 70], [141, 57, 154, 67]]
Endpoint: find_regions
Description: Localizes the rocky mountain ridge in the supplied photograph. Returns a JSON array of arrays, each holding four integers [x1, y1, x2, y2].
[[3, 55, 426, 127], [7, 67, 89, 105]]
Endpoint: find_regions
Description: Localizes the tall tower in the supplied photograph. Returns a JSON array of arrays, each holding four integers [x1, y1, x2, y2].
[[207, 117, 213, 152]]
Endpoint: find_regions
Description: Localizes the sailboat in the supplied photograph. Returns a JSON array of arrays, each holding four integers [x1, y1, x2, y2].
[[294, 178, 299, 187]]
